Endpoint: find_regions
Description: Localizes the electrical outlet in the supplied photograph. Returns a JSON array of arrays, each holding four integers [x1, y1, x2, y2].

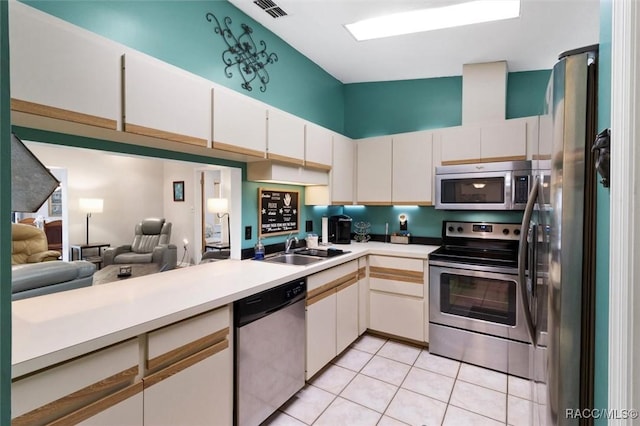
[[305, 220, 313, 232], [245, 226, 252, 240]]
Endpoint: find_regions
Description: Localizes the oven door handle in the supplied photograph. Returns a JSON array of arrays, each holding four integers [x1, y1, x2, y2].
[[518, 176, 538, 347]]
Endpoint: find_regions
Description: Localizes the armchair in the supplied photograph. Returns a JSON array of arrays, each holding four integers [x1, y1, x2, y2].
[[102, 218, 177, 270], [12, 223, 61, 265]]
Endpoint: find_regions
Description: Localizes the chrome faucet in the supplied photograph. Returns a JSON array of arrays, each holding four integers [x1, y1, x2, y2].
[[285, 232, 299, 254]]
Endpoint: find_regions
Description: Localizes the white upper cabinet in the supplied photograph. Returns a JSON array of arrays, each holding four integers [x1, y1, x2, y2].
[[331, 134, 355, 205], [305, 123, 333, 170], [123, 53, 211, 147], [439, 125, 481, 165], [392, 131, 433, 205], [356, 136, 393, 205], [9, 2, 120, 130], [480, 119, 527, 161], [212, 88, 267, 158], [267, 108, 305, 165]]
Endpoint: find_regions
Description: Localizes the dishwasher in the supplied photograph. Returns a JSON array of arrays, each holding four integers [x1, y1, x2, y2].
[[234, 278, 306, 426]]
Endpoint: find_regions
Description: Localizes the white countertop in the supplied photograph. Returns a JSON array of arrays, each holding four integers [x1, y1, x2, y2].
[[12, 242, 438, 377]]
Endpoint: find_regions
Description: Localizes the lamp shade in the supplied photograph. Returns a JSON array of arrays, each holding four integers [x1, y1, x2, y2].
[[207, 198, 228, 214], [79, 198, 104, 213]]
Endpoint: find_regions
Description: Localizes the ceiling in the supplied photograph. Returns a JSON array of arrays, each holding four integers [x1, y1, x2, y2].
[[228, 0, 601, 84]]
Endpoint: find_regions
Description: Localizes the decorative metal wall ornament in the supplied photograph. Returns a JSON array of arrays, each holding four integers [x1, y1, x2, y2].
[[205, 12, 278, 92]]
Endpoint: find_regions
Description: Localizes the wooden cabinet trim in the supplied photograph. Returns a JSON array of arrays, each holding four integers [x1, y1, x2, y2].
[[143, 339, 229, 389], [336, 276, 358, 293], [441, 158, 483, 166], [304, 160, 332, 171], [266, 152, 305, 166], [11, 98, 117, 130], [307, 272, 358, 300], [358, 266, 367, 280], [392, 201, 433, 206], [369, 266, 424, 285], [12, 366, 138, 426], [481, 155, 527, 163], [306, 288, 335, 307], [212, 141, 265, 158], [355, 201, 392, 206], [48, 382, 143, 426], [124, 122, 208, 147], [147, 327, 229, 373]]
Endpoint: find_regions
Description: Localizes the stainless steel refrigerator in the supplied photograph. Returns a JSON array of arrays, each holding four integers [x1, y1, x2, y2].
[[520, 45, 598, 425]]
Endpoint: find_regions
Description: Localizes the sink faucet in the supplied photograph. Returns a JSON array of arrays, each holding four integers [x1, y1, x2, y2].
[[285, 232, 299, 254]]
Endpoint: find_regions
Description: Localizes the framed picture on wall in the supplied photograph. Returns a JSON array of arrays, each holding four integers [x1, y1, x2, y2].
[[48, 188, 62, 217], [173, 181, 185, 202]]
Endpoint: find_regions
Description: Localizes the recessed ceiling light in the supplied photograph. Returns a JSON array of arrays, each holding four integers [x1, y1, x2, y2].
[[345, 0, 521, 41]]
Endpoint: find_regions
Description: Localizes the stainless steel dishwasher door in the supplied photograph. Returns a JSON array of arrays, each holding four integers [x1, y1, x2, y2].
[[236, 298, 305, 426]]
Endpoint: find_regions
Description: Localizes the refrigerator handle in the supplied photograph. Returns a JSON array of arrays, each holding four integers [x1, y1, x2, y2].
[[518, 176, 539, 347]]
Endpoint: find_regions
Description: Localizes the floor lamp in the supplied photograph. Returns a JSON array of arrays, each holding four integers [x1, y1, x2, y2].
[[207, 198, 230, 247], [79, 198, 103, 245]]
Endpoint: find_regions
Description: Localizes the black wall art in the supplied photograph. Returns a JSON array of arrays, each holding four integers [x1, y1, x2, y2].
[[205, 12, 278, 92]]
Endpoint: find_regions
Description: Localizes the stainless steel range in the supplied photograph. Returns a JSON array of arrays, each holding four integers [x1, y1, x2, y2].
[[428, 221, 533, 379]]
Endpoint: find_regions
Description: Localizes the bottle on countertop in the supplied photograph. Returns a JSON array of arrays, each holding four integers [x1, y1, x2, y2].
[[254, 238, 265, 260]]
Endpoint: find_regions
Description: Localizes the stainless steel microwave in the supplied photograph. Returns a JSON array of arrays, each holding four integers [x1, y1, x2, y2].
[[435, 160, 533, 210]]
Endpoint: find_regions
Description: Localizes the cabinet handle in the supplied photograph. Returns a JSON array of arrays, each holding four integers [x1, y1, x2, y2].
[[369, 266, 424, 284], [144, 339, 229, 389], [147, 327, 229, 373]]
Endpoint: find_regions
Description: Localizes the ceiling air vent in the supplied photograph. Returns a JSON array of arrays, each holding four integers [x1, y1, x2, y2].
[[253, 0, 288, 18]]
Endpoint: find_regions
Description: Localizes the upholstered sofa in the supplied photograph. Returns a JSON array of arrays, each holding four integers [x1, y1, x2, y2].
[[12, 260, 96, 301], [102, 218, 177, 271]]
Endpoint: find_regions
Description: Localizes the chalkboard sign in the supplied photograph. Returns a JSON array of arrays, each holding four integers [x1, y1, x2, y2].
[[259, 188, 299, 237]]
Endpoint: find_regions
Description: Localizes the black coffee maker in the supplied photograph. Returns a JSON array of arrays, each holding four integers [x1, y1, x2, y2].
[[328, 215, 352, 244]]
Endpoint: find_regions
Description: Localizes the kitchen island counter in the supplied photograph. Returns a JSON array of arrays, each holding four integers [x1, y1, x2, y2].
[[12, 242, 438, 377]]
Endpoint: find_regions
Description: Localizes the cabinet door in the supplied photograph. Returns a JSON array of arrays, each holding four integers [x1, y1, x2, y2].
[[267, 108, 305, 165], [306, 292, 337, 380], [12, 340, 141, 425], [439, 126, 481, 165], [123, 53, 211, 147], [358, 257, 369, 335], [331, 134, 355, 205], [336, 280, 359, 354], [369, 292, 425, 342], [480, 119, 527, 162], [212, 88, 267, 158], [10, 2, 120, 130], [143, 347, 232, 426], [356, 136, 393, 205], [78, 393, 143, 426], [392, 131, 433, 205], [305, 123, 333, 170]]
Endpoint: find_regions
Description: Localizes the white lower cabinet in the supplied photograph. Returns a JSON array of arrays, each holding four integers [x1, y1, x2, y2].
[[306, 260, 360, 379], [357, 257, 369, 335], [144, 305, 232, 426], [369, 292, 425, 342], [306, 291, 338, 379], [11, 339, 142, 425], [368, 255, 427, 342]]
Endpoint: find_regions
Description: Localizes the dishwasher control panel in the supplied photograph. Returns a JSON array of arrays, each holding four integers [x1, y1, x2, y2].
[[234, 278, 306, 327]]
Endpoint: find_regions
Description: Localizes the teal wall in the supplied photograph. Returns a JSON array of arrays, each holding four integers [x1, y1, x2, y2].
[[0, 0, 11, 422], [594, 0, 611, 421], [343, 70, 551, 139], [22, 0, 345, 133]]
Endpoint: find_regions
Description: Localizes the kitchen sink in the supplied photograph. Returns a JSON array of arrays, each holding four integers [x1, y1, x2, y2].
[[263, 253, 325, 266]]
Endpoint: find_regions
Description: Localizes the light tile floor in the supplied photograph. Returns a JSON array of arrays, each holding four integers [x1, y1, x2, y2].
[[265, 334, 546, 426]]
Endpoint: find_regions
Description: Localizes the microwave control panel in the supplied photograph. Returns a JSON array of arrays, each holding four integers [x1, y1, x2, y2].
[[513, 175, 530, 204]]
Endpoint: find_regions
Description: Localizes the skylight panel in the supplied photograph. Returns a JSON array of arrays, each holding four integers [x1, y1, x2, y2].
[[345, 0, 521, 41]]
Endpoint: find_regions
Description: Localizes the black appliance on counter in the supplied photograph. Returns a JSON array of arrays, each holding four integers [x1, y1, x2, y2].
[[328, 215, 352, 244]]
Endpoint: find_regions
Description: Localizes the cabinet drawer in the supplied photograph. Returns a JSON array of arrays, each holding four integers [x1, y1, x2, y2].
[[12, 339, 139, 423], [369, 255, 425, 297], [307, 260, 358, 293], [147, 306, 230, 371], [369, 291, 425, 342]]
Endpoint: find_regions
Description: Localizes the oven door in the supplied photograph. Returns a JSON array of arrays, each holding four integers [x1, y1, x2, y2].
[[429, 263, 531, 344]]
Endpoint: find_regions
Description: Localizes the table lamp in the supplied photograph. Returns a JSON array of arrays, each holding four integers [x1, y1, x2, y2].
[[79, 198, 103, 244]]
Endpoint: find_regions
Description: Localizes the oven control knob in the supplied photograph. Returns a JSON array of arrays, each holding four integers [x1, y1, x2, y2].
[[448, 226, 455, 233], [457, 226, 463, 233], [514, 229, 521, 236], [503, 229, 510, 235]]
